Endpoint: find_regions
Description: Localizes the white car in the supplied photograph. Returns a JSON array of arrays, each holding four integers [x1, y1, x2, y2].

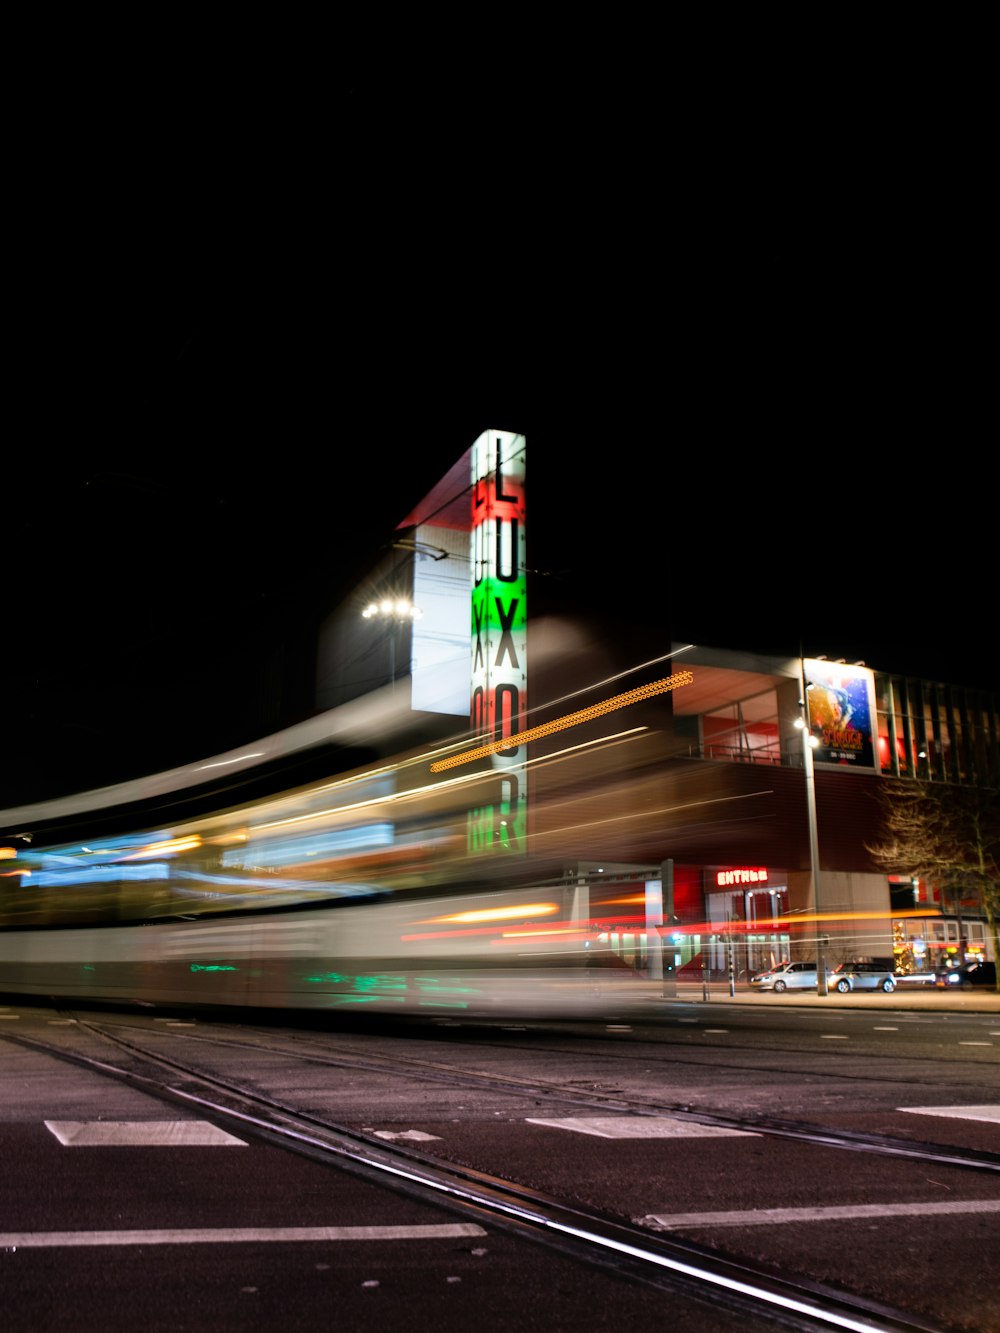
[[750, 961, 818, 992], [829, 961, 896, 993]]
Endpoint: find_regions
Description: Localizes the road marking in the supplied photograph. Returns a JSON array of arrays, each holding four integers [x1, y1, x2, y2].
[[45, 1121, 247, 1146], [958, 1041, 993, 1046], [820, 1034, 849, 1039], [900, 1105, 1000, 1123], [641, 1200, 1000, 1229], [372, 1130, 441, 1142], [0, 1224, 488, 1248], [526, 1117, 756, 1138]]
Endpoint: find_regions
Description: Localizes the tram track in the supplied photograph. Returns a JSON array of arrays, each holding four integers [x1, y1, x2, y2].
[[57, 1012, 1000, 1175], [2, 1011, 991, 1332]]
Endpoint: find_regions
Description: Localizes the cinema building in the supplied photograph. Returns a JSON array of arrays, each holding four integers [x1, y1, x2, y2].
[[313, 430, 1000, 981]]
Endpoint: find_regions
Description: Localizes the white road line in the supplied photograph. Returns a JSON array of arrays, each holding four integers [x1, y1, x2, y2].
[[45, 1121, 247, 1146], [900, 1105, 1000, 1123], [526, 1117, 756, 1138], [0, 1224, 488, 1248], [641, 1200, 1000, 1230], [372, 1130, 442, 1142]]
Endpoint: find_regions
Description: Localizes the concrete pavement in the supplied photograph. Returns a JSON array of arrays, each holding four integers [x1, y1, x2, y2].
[[673, 980, 1000, 1012]]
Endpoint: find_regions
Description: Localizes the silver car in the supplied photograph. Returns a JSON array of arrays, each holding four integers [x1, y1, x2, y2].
[[829, 961, 896, 993], [750, 961, 818, 992]]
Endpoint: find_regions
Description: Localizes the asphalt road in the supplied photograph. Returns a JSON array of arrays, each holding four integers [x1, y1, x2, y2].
[[2, 991, 998, 1332]]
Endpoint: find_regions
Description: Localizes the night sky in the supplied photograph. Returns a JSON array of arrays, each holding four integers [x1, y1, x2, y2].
[[3, 67, 989, 808]]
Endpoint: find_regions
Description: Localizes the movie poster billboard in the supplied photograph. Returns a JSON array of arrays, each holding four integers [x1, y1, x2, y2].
[[803, 659, 878, 770]]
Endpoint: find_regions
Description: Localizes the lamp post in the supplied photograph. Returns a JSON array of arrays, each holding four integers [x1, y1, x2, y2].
[[361, 597, 422, 690], [795, 657, 828, 996]]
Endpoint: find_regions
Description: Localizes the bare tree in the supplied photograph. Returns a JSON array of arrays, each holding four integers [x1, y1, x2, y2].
[[866, 779, 1000, 990]]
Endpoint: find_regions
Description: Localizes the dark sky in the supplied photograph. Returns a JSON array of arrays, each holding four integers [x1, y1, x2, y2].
[[4, 67, 990, 806]]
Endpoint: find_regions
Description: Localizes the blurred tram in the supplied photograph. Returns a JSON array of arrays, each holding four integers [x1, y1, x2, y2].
[[0, 682, 685, 1019]]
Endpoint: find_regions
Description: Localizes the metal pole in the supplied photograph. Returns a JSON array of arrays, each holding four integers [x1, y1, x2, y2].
[[660, 859, 676, 998], [801, 654, 828, 996], [726, 910, 736, 997], [728, 932, 735, 997]]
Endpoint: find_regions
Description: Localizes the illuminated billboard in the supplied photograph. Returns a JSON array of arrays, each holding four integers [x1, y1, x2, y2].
[[803, 659, 878, 770], [398, 430, 528, 854], [405, 450, 475, 717], [470, 431, 527, 854]]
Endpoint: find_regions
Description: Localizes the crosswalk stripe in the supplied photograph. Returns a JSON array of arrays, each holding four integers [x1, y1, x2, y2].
[[526, 1116, 755, 1138], [900, 1105, 1000, 1123], [45, 1121, 247, 1146], [642, 1200, 1000, 1229], [0, 1224, 488, 1248]]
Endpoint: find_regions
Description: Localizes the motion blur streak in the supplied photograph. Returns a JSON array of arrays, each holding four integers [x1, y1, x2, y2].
[[430, 671, 694, 771], [0, 682, 698, 1013], [422, 904, 561, 924], [0, 672, 797, 1019]]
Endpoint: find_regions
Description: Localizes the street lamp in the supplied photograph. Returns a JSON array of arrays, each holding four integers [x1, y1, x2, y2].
[[361, 598, 423, 689], [795, 664, 828, 996]]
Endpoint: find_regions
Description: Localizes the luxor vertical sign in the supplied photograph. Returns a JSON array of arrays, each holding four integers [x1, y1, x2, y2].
[[469, 431, 527, 855]]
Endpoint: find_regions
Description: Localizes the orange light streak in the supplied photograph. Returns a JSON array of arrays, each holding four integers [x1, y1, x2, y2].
[[429, 671, 693, 771], [119, 835, 203, 862], [418, 902, 560, 925]]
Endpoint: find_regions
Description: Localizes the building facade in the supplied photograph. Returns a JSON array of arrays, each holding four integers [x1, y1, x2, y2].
[[311, 434, 999, 983]]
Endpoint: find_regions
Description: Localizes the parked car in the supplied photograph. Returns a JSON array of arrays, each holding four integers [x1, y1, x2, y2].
[[935, 960, 997, 989], [750, 961, 818, 992], [829, 961, 897, 993]]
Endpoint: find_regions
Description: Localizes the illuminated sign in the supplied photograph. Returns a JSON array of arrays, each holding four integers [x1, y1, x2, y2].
[[804, 659, 877, 769], [469, 431, 527, 854], [716, 867, 769, 887]]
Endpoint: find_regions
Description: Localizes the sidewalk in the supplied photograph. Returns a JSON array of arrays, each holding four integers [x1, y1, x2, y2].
[[672, 981, 1000, 1013]]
